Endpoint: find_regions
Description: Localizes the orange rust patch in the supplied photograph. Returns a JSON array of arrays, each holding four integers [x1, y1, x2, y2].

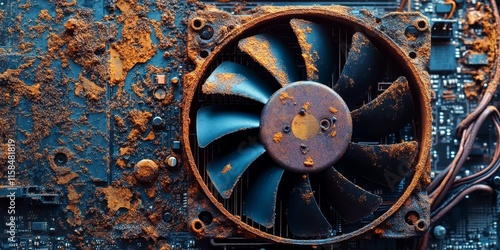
[[97, 186, 133, 213], [119, 146, 134, 156], [66, 185, 82, 226], [202, 73, 244, 95], [221, 164, 232, 174], [76, 75, 105, 101], [291, 19, 319, 80], [279, 91, 294, 104], [116, 158, 127, 168], [329, 107, 338, 113], [57, 172, 79, 185], [129, 109, 152, 132], [330, 131, 337, 137], [301, 191, 314, 204], [238, 36, 289, 86], [304, 156, 314, 167], [272, 132, 283, 143], [302, 101, 310, 111], [109, 0, 156, 89]]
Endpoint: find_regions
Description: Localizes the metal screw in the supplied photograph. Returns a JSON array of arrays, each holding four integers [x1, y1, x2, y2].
[[166, 156, 178, 167], [299, 108, 306, 115]]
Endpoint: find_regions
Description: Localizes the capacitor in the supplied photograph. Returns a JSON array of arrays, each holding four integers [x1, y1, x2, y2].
[[433, 225, 446, 239]]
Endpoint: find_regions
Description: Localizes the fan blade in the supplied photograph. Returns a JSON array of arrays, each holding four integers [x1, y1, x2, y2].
[[333, 32, 384, 109], [287, 175, 332, 237], [207, 143, 266, 199], [322, 167, 382, 223], [290, 19, 334, 85], [202, 61, 276, 104], [196, 105, 260, 148], [351, 76, 414, 138], [342, 141, 418, 187], [243, 164, 285, 228], [238, 34, 299, 87]]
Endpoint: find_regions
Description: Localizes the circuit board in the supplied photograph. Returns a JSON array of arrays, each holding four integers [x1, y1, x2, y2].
[[0, 0, 499, 249]]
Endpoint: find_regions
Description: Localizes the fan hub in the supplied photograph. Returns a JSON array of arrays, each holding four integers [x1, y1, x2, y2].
[[260, 81, 352, 173]]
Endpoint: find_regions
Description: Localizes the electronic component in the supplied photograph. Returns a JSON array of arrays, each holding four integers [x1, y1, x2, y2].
[[431, 20, 455, 39], [430, 44, 457, 72], [0, 0, 499, 248]]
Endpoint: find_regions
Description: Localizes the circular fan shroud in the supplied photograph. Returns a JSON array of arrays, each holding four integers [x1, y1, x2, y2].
[[182, 7, 432, 245]]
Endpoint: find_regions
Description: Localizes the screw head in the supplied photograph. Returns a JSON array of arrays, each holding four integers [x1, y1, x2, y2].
[[166, 156, 178, 167], [152, 116, 164, 130]]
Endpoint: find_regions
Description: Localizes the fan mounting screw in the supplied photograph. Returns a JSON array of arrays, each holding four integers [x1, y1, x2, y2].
[[166, 156, 178, 168], [282, 124, 291, 133], [299, 108, 306, 115], [300, 144, 309, 154]]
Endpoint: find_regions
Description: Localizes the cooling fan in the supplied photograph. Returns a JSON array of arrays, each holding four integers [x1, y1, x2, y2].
[[183, 7, 432, 245]]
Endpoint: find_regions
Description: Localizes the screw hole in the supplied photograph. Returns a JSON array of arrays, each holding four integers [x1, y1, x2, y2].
[[417, 20, 427, 29], [199, 50, 210, 59], [191, 18, 205, 31], [416, 219, 427, 232], [320, 118, 331, 131], [198, 211, 213, 225], [375, 17, 381, 23], [409, 51, 417, 59], [282, 124, 291, 133], [191, 219, 204, 233], [405, 211, 420, 225], [54, 153, 68, 166]]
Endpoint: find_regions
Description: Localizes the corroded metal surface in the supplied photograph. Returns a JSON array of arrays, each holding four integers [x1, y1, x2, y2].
[[183, 6, 432, 245], [260, 81, 352, 173]]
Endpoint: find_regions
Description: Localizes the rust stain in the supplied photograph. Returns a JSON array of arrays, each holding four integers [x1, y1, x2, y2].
[[301, 191, 314, 204], [304, 156, 314, 167], [238, 36, 289, 86], [76, 75, 105, 101], [291, 19, 319, 80], [329, 107, 338, 113], [279, 91, 294, 104], [302, 101, 310, 111], [330, 131, 337, 137], [109, 0, 156, 92], [97, 186, 133, 213], [272, 132, 283, 143], [221, 163, 232, 174], [202, 73, 244, 95]]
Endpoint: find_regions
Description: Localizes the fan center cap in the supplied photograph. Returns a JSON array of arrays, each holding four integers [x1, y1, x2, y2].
[[260, 81, 352, 173]]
